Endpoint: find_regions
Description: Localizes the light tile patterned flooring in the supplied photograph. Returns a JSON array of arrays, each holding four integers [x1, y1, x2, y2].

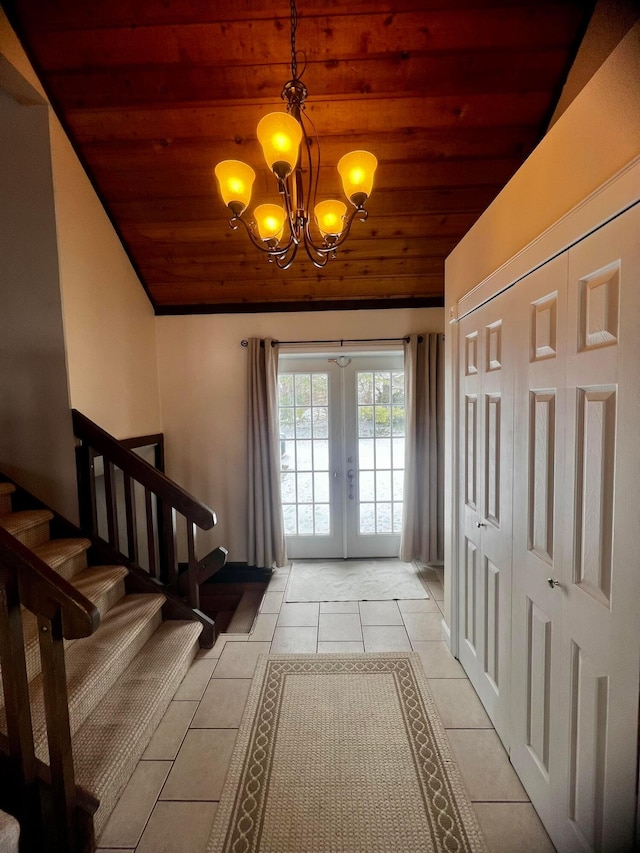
[[96, 563, 555, 853]]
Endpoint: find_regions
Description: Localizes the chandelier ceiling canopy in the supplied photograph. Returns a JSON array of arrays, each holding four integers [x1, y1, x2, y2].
[[214, 0, 378, 270]]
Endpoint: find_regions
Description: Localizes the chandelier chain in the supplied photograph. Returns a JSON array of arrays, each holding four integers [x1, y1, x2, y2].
[[290, 0, 298, 79]]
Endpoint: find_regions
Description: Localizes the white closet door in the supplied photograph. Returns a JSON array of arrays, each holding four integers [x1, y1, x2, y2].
[[555, 205, 640, 852], [510, 253, 569, 832], [458, 295, 514, 746], [511, 204, 640, 851]]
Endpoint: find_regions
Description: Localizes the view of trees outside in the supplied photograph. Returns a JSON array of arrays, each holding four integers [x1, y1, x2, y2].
[[278, 372, 330, 536], [356, 370, 405, 534], [278, 369, 405, 538]]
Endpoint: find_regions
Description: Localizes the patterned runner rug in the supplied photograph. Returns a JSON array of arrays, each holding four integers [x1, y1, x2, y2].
[[286, 558, 428, 602], [207, 653, 486, 853]]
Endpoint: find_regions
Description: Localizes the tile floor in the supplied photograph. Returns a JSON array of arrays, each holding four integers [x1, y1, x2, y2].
[[96, 562, 555, 853]]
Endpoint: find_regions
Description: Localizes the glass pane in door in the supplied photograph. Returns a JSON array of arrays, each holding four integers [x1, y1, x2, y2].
[[278, 371, 331, 537], [356, 369, 405, 535]]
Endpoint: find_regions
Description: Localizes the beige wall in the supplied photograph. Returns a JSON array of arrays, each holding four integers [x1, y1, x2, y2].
[[156, 308, 444, 562], [443, 22, 640, 634], [0, 10, 162, 441], [0, 89, 78, 520], [52, 125, 162, 438]]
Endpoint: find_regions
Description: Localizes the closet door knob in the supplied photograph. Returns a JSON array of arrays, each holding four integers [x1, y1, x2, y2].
[[547, 578, 561, 589], [476, 521, 485, 528]]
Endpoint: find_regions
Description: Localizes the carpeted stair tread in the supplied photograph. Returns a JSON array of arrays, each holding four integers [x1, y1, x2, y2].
[[0, 809, 19, 853], [72, 565, 128, 616], [5, 565, 129, 687], [0, 483, 16, 496], [74, 620, 202, 836], [31, 537, 92, 581], [0, 510, 53, 548], [0, 593, 166, 761]]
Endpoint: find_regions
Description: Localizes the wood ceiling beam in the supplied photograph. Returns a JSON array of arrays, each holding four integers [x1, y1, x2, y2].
[[148, 276, 446, 305], [64, 92, 552, 142], [18, 1, 586, 36], [92, 158, 521, 201], [108, 185, 501, 223], [118, 212, 481, 243], [42, 49, 570, 110], [28, 9, 584, 71], [79, 126, 541, 170], [142, 255, 445, 284], [127, 237, 460, 263]]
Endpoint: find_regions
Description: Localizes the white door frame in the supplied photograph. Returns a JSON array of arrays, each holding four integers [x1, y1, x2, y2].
[[278, 348, 404, 560]]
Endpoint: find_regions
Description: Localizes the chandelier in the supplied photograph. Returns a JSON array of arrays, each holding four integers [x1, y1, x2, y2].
[[214, 0, 378, 270]]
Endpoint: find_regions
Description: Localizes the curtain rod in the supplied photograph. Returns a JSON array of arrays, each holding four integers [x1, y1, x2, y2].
[[241, 336, 420, 348]]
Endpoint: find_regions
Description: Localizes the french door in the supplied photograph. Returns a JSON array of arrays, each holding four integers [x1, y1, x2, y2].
[[278, 353, 405, 559]]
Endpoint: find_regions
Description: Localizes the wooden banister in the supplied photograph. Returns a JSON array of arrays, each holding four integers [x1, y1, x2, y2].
[[0, 528, 99, 640], [0, 526, 100, 853], [72, 410, 215, 530], [72, 409, 226, 617]]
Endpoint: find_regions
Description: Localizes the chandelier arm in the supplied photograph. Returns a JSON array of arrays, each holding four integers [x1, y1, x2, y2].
[[229, 214, 294, 259], [327, 206, 369, 252], [274, 240, 299, 270], [301, 225, 330, 268], [303, 216, 334, 257], [300, 204, 369, 261]]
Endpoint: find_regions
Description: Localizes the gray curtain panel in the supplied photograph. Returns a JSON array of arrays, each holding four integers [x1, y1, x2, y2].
[[246, 338, 287, 568], [400, 332, 445, 563]]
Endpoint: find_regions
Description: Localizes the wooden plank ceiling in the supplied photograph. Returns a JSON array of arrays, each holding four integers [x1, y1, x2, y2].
[[4, 1, 591, 313]]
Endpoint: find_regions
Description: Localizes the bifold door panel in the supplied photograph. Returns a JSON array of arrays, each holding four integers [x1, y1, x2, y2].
[[457, 203, 640, 852]]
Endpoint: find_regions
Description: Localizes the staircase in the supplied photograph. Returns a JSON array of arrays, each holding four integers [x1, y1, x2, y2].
[[0, 475, 208, 851]]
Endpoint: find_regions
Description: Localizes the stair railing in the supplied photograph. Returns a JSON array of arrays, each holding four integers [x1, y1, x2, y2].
[[0, 526, 99, 853], [72, 410, 227, 611]]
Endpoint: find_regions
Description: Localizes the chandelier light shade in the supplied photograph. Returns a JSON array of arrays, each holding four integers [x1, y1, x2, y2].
[[257, 112, 303, 179], [213, 0, 377, 269], [214, 160, 256, 216], [255, 203, 286, 242], [314, 199, 347, 238], [337, 150, 378, 206]]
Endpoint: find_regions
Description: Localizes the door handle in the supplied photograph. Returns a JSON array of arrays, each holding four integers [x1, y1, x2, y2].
[[476, 521, 485, 528], [547, 578, 561, 589], [347, 469, 355, 500]]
